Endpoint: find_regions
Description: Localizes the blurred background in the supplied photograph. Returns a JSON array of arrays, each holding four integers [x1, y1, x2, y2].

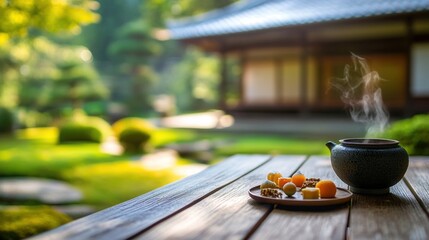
[[1, 0, 429, 239]]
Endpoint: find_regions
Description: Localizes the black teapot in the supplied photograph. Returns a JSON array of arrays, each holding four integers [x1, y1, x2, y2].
[[326, 138, 409, 194]]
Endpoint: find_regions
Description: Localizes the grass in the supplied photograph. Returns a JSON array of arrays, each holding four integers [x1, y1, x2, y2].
[[214, 134, 330, 156], [0, 128, 124, 179], [1, 128, 329, 206], [0, 127, 329, 239], [61, 161, 189, 208]]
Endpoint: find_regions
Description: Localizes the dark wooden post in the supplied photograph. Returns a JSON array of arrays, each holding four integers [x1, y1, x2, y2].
[[275, 58, 283, 105], [405, 17, 413, 116], [300, 32, 309, 115], [219, 50, 228, 110]]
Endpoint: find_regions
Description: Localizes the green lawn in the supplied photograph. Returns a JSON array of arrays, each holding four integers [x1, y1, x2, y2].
[[0, 127, 329, 239], [1, 128, 329, 205], [1, 128, 330, 206]]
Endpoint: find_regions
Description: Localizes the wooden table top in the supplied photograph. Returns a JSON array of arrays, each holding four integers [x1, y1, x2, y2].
[[32, 155, 429, 240]]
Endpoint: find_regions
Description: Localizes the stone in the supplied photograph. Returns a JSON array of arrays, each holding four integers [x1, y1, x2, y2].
[[0, 177, 82, 204], [53, 205, 96, 219]]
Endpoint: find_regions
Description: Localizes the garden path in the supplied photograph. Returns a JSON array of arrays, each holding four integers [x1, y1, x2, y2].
[[0, 177, 82, 204], [0, 177, 96, 218], [154, 111, 369, 138]]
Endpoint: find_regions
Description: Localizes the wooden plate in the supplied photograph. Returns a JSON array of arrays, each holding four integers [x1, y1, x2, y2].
[[248, 186, 353, 207]]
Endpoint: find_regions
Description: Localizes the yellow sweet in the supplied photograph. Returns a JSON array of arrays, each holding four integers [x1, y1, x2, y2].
[[282, 182, 297, 197], [260, 180, 278, 189], [267, 172, 282, 185], [302, 187, 320, 199]]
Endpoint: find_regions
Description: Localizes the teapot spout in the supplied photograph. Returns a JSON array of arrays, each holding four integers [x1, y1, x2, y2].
[[326, 141, 337, 152]]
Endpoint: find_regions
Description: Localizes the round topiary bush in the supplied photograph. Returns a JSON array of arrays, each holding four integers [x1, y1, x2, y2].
[[112, 118, 155, 153], [382, 114, 429, 155], [0, 107, 14, 134], [58, 115, 112, 144]]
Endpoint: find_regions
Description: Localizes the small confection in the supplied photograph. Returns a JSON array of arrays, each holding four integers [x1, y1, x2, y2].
[[302, 187, 320, 199], [301, 178, 321, 189], [260, 188, 282, 198]]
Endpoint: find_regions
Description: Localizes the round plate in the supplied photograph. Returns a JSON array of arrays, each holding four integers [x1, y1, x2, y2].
[[248, 186, 353, 207]]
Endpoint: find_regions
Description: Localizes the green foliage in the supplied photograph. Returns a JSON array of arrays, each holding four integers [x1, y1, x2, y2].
[[108, 20, 160, 115], [17, 110, 53, 128], [0, 0, 100, 130], [0, 206, 71, 240], [141, 0, 238, 27], [78, 0, 141, 62], [58, 113, 112, 144], [108, 20, 161, 64], [112, 117, 155, 153], [0, 40, 24, 109], [167, 47, 220, 112], [51, 60, 109, 110], [0, 0, 99, 38], [0, 107, 14, 133], [381, 114, 429, 155]]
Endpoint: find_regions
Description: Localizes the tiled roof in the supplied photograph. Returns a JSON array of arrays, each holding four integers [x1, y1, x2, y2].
[[167, 0, 429, 40]]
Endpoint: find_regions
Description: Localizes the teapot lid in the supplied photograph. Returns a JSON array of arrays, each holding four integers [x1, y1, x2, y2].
[[340, 138, 399, 148]]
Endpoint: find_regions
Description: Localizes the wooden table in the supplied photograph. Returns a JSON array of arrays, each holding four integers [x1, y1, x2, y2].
[[32, 155, 429, 240]]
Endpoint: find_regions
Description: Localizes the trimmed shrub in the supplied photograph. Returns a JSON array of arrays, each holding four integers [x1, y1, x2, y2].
[[381, 114, 429, 155], [112, 118, 154, 153], [58, 115, 112, 144], [0, 107, 14, 133], [0, 206, 71, 240]]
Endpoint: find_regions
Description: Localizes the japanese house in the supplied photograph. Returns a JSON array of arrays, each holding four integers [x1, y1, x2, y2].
[[167, 0, 429, 115]]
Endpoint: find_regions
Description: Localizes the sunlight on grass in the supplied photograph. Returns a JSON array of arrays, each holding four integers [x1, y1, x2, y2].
[[151, 128, 197, 147], [14, 127, 58, 144], [0, 138, 124, 178], [216, 135, 329, 156], [1, 127, 329, 211], [62, 161, 188, 209]]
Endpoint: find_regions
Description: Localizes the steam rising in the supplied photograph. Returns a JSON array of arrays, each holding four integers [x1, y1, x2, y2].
[[332, 53, 389, 136]]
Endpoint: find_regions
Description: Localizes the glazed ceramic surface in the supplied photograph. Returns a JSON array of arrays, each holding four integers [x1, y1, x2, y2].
[[326, 138, 409, 194]]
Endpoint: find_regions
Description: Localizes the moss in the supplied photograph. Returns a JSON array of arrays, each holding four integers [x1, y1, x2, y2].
[[0, 206, 71, 240]]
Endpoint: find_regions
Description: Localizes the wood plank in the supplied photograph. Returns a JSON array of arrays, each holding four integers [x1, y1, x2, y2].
[[404, 157, 429, 214], [349, 161, 429, 239], [31, 155, 271, 240], [134, 155, 307, 240], [250, 156, 350, 240]]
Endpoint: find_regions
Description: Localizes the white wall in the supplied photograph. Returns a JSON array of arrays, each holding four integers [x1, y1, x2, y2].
[[243, 60, 276, 104], [281, 59, 300, 104], [411, 43, 429, 97]]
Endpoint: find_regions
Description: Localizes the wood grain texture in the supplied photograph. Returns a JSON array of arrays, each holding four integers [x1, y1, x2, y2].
[[405, 157, 429, 214], [349, 180, 429, 240], [134, 155, 307, 240], [31, 155, 271, 240], [250, 156, 350, 240]]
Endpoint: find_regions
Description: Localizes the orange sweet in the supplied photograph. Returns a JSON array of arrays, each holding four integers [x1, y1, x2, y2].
[[316, 180, 337, 198], [277, 177, 292, 188], [267, 172, 282, 185], [291, 171, 306, 187]]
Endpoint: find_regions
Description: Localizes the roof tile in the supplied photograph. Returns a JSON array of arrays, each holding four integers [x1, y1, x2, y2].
[[168, 0, 429, 39]]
